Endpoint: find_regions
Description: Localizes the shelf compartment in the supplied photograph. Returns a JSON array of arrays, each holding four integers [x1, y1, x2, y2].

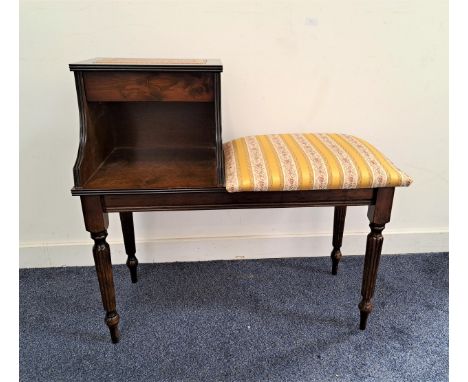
[[83, 147, 218, 190]]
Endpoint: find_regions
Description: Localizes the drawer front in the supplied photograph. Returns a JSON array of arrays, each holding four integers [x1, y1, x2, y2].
[[83, 72, 214, 102]]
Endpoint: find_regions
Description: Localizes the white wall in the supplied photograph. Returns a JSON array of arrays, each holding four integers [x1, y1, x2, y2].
[[19, 0, 448, 267]]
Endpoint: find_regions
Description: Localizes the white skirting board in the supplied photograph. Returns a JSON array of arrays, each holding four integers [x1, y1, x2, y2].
[[19, 230, 448, 268]]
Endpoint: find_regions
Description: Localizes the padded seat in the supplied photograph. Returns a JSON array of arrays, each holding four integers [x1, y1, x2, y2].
[[224, 133, 412, 192]]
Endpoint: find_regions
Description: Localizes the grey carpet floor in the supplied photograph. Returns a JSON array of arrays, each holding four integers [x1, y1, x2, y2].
[[19, 253, 448, 382]]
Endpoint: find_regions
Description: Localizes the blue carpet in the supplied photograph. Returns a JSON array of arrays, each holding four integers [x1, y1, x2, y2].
[[19, 253, 448, 381]]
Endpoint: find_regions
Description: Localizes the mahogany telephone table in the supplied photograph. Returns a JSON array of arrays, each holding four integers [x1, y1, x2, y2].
[[69, 58, 412, 343]]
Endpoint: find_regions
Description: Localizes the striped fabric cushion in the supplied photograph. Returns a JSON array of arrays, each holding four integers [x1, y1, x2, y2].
[[223, 133, 412, 192]]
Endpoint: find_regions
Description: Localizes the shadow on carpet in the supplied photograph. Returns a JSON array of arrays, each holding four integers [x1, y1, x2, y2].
[[19, 253, 448, 382]]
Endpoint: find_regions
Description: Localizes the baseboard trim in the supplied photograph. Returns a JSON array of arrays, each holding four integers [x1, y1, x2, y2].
[[19, 230, 448, 268]]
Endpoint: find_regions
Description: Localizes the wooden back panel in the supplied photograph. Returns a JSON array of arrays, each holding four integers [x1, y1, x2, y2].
[[107, 102, 216, 149]]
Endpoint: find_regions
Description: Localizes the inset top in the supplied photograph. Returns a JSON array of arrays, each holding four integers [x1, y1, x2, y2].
[[69, 57, 222, 72]]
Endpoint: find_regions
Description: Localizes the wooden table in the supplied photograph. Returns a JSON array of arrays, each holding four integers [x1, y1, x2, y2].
[[70, 58, 395, 343]]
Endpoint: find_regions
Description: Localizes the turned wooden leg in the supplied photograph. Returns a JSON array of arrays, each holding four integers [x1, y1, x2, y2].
[[359, 188, 394, 330], [81, 196, 121, 343], [331, 206, 347, 275], [119, 212, 138, 283], [91, 230, 120, 343]]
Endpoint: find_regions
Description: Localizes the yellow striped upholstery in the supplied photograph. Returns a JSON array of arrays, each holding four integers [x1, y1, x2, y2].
[[223, 133, 412, 192]]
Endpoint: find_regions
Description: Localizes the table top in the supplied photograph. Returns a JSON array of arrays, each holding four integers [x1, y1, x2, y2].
[[70, 57, 223, 72]]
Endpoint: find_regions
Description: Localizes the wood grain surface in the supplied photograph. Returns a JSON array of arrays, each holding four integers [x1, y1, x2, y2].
[[84, 72, 214, 102]]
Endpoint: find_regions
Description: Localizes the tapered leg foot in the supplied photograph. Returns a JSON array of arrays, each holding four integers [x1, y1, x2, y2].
[[120, 212, 138, 283], [331, 251, 342, 275], [106, 311, 121, 343], [331, 206, 346, 275], [359, 311, 369, 330], [127, 257, 138, 283], [358, 300, 373, 330]]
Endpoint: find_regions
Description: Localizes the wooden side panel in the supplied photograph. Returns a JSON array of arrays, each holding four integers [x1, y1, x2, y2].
[[73, 72, 116, 187], [83, 72, 214, 102], [214, 73, 224, 186]]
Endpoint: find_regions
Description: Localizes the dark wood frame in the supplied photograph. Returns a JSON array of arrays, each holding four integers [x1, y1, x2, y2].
[[71, 59, 396, 343], [79, 187, 394, 343]]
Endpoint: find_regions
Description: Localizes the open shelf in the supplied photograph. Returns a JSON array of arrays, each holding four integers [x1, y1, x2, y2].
[[83, 146, 217, 190], [71, 64, 223, 192]]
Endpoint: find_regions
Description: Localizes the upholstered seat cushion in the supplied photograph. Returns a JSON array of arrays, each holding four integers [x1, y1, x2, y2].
[[223, 133, 412, 192]]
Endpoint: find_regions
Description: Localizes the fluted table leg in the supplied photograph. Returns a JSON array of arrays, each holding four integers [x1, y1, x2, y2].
[[331, 206, 347, 275], [91, 230, 120, 343], [81, 196, 121, 343], [359, 187, 394, 330]]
